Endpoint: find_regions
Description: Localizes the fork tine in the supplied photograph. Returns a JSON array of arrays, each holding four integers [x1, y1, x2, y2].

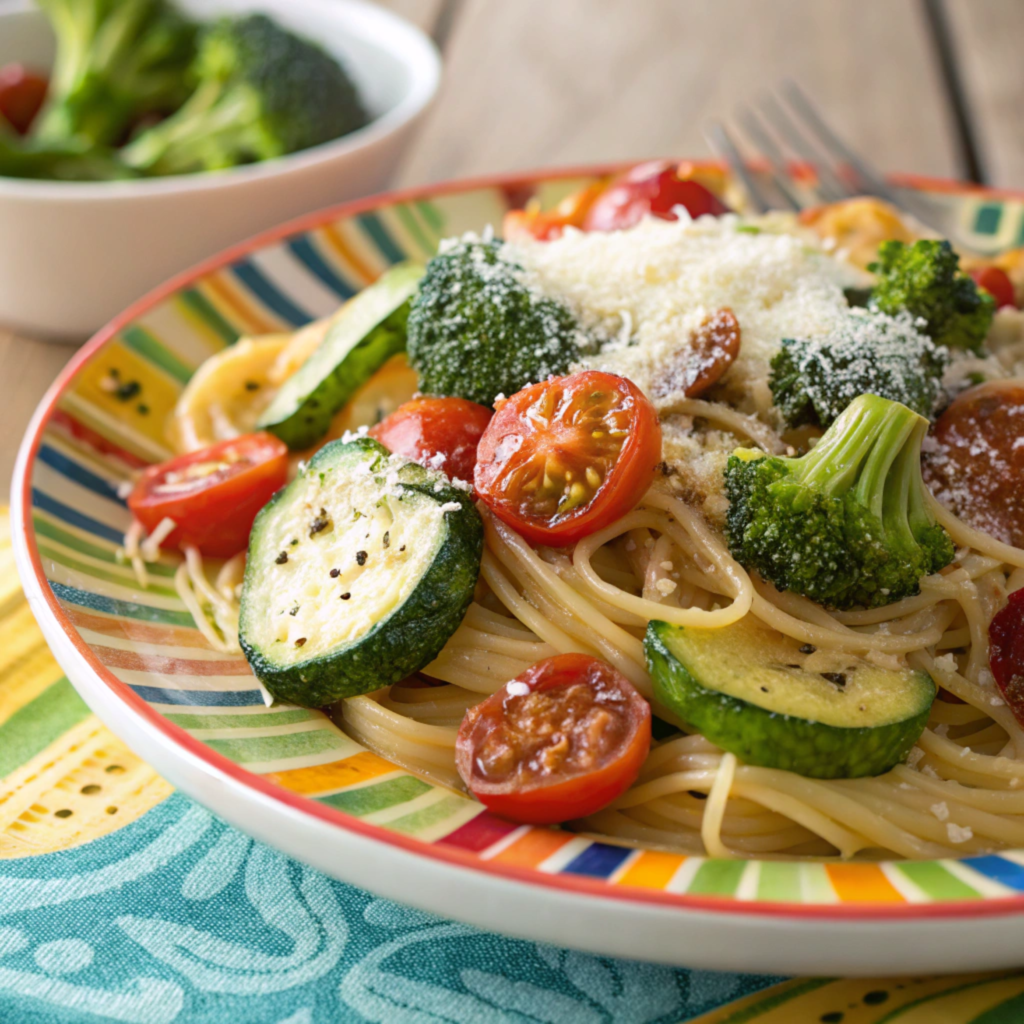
[[779, 79, 901, 205], [735, 106, 802, 211], [758, 93, 851, 204], [704, 120, 769, 214]]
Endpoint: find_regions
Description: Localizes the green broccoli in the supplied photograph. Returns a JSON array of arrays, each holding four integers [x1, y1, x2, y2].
[[869, 239, 994, 352], [406, 238, 597, 407], [769, 310, 949, 429], [32, 0, 197, 148], [725, 393, 954, 610], [122, 14, 368, 176], [0, 121, 135, 181]]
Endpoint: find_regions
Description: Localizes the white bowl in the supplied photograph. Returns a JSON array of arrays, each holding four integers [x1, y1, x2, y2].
[[0, 0, 440, 339]]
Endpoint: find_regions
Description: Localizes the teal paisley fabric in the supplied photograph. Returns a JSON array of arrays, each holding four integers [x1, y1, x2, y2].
[[0, 794, 778, 1023]]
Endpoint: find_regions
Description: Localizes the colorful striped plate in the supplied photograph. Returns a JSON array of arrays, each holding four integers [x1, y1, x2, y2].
[[12, 165, 1024, 976]]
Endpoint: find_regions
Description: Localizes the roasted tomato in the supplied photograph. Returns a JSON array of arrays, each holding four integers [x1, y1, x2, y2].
[[990, 589, 1024, 728], [582, 160, 730, 232], [455, 654, 651, 824], [969, 267, 1017, 310], [651, 308, 741, 400], [474, 371, 662, 547], [922, 381, 1024, 548], [369, 396, 492, 484], [0, 64, 47, 134], [128, 432, 288, 557]]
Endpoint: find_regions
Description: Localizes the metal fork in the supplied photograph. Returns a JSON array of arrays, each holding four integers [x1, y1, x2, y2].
[[705, 80, 977, 251]]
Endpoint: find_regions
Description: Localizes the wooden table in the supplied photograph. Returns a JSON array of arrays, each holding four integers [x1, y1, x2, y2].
[[4, 0, 1022, 485]]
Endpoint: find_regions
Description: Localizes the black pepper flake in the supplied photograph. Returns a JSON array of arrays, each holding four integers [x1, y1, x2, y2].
[[275, 551, 289, 565], [295, 637, 307, 647], [355, 550, 368, 566], [244, 380, 260, 391], [137, 403, 150, 415], [399, 545, 406, 553], [290, 538, 299, 546], [115, 380, 141, 401], [289, 605, 300, 616], [760, 685, 769, 692], [799, 644, 817, 654], [821, 672, 847, 687], [309, 508, 332, 537], [329, 568, 340, 578], [340, 592, 351, 601], [382, 531, 390, 548]]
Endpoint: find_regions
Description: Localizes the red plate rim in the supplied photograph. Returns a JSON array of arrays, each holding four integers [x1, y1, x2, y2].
[[16, 160, 1024, 924]]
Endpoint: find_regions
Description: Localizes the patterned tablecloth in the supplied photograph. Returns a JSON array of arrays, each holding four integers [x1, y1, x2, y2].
[[3, 511, 1024, 1023]]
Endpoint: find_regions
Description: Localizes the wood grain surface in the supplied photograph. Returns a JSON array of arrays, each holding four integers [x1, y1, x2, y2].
[[3, 0, 1021, 488]]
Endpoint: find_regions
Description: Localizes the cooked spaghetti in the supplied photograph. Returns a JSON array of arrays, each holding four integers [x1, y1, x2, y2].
[[125, 178, 1024, 861]]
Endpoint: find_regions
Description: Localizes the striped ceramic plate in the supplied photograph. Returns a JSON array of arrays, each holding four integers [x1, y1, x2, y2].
[[12, 165, 1024, 976]]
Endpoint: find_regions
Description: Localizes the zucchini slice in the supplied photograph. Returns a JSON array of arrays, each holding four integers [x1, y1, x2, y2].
[[258, 262, 425, 449], [645, 617, 935, 779], [239, 437, 483, 707]]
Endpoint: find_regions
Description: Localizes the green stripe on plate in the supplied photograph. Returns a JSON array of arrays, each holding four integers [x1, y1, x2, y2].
[[973, 202, 1003, 236], [416, 200, 444, 234], [319, 775, 431, 817], [178, 288, 240, 344], [756, 860, 803, 902], [38, 545, 178, 598], [205, 728, 348, 763], [895, 860, 981, 900], [687, 858, 747, 896], [166, 709, 316, 730], [120, 325, 193, 384], [34, 515, 177, 577], [394, 204, 434, 257], [385, 793, 468, 835], [0, 677, 90, 779]]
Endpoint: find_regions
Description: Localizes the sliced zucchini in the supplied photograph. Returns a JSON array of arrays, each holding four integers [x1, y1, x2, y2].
[[239, 437, 482, 707], [644, 617, 935, 779], [257, 262, 425, 449]]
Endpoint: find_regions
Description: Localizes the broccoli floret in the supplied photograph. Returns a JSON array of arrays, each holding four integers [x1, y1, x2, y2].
[[32, 0, 197, 148], [725, 393, 954, 609], [0, 121, 134, 181], [869, 239, 994, 352], [122, 14, 368, 175], [406, 238, 597, 406], [769, 310, 949, 429]]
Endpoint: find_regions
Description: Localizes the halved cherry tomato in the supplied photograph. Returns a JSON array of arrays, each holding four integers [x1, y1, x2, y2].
[[0, 64, 48, 134], [990, 589, 1024, 728], [369, 396, 492, 484], [455, 654, 651, 824], [583, 160, 731, 232], [503, 181, 608, 242], [128, 432, 288, 558], [969, 266, 1017, 310], [922, 381, 1024, 548], [474, 371, 662, 547]]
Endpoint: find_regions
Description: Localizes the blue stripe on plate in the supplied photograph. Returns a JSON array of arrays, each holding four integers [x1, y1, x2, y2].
[[960, 855, 1024, 891], [131, 685, 265, 707], [38, 445, 126, 505], [356, 212, 405, 265], [288, 237, 356, 299], [32, 489, 125, 544], [49, 581, 195, 627], [560, 842, 633, 879], [230, 260, 313, 326]]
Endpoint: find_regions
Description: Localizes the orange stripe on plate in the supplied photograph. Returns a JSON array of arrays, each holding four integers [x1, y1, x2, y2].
[[826, 863, 905, 903], [489, 828, 574, 868], [265, 750, 395, 796], [320, 223, 378, 284], [203, 274, 277, 335], [66, 607, 210, 649], [92, 645, 252, 676], [615, 850, 685, 890]]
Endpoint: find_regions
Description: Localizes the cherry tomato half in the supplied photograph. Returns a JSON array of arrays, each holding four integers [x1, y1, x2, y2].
[[989, 588, 1024, 728], [922, 381, 1024, 548], [369, 396, 492, 484], [128, 432, 288, 558], [455, 654, 651, 824], [583, 160, 731, 232], [474, 371, 662, 547], [0, 64, 48, 134], [969, 266, 1017, 310]]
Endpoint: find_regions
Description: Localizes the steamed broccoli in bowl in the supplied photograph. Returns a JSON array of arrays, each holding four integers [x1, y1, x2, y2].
[[725, 393, 955, 610]]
